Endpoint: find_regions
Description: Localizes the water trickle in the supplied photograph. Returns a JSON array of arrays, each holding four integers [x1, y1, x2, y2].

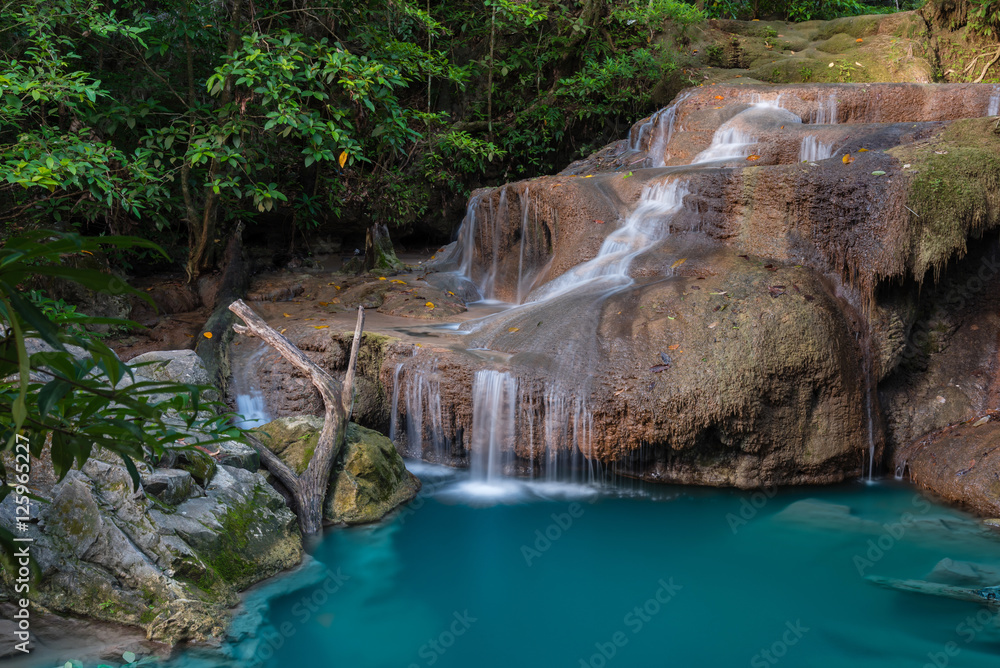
[[799, 135, 834, 162], [388, 363, 403, 442], [812, 93, 838, 124], [231, 341, 271, 429], [469, 370, 518, 482], [988, 87, 1000, 117]]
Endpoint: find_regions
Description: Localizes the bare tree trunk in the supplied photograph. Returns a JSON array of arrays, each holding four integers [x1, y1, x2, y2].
[[229, 300, 365, 534]]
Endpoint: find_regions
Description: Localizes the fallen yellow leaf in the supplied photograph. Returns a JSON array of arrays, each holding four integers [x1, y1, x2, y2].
[[508, 327, 520, 333], [747, 155, 760, 161], [283, 313, 291, 317], [314, 325, 329, 329], [203, 332, 213, 339], [426, 302, 435, 308], [280, 328, 287, 334], [668, 344, 680, 350], [842, 153, 854, 164], [584, 175, 594, 178], [671, 258, 687, 269], [339, 151, 348, 168], [858, 148, 868, 152], [379, 277, 387, 281]]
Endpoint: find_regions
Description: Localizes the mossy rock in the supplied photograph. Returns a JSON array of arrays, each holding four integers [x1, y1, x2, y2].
[[889, 117, 1000, 279], [326, 423, 421, 525], [254, 417, 420, 525]]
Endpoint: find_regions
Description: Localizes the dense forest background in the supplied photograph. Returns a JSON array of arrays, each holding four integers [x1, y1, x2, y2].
[[0, 0, 967, 280]]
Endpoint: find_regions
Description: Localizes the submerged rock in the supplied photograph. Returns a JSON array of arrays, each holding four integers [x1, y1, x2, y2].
[[254, 417, 420, 524]]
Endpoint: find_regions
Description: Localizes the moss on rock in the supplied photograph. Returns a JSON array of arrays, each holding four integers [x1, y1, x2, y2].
[[890, 117, 1000, 280], [254, 417, 420, 525]]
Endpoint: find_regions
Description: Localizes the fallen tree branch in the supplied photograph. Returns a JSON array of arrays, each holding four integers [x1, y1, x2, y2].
[[229, 299, 365, 534], [973, 45, 1000, 84]]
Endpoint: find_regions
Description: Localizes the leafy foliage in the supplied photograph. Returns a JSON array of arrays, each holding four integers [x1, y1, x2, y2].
[[0, 231, 241, 561]]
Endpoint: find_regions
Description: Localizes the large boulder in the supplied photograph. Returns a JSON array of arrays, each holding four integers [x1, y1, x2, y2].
[[253, 417, 420, 524]]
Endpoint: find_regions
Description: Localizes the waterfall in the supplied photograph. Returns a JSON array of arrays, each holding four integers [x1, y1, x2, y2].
[[799, 135, 834, 162], [527, 180, 689, 302], [643, 91, 692, 167], [989, 87, 1000, 117], [402, 358, 448, 460], [231, 341, 271, 429], [389, 363, 403, 442], [469, 370, 518, 482], [812, 93, 838, 124]]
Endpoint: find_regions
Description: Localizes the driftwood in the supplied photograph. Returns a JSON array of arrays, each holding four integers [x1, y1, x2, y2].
[[228, 299, 365, 534]]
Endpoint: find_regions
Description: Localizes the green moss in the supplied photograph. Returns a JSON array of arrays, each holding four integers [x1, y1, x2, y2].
[[890, 118, 1000, 280], [201, 486, 269, 586]]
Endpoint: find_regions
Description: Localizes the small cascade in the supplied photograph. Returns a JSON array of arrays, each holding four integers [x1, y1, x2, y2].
[[401, 358, 449, 460], [230, 340, 271, 429], [989, 87, 1000, 117], [799, 135, 834, 162], [527, 179, 689, 301], [811, 93, 838, 124], [644, 91, 691, 167], [691, 125, 757, 163], [469, 370, 518, 482], [537, 387, 597, 484], [388, 363, 403, 442], [749, 92, 788, 109]]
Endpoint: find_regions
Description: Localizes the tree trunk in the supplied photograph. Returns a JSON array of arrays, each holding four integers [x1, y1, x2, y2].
[[364, 222, 404, 273], [229, 300, 365, 534]]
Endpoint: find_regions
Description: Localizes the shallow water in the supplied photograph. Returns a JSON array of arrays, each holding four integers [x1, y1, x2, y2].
[[200, 467, 1000, 668]]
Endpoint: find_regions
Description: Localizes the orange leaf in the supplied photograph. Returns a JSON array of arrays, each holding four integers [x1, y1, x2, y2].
[[319, 302, 329, 306], [714, 95, 724, 100], [203, 332, 213, 339], [425, 301, 435, 308], [746, 155, 760, 161], [668, 344, 680, 350], [856, 38, 863, 43], [283, 313, 291, 317], [339, 151, 348, 168], [842, 154, 854, 164], [595, 219, 605, 224], [508, 327, 520, 333], [858, 148, 868, 152]]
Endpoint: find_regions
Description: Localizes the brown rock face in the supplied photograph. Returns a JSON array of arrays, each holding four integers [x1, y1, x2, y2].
[[896, 420, 1000, 516], [242, 82, 1000, 499]]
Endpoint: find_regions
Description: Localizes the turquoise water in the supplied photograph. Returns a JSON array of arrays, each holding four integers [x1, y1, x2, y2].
[[216, 465, 999, 668]]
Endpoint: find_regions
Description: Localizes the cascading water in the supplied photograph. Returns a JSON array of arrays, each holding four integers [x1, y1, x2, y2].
[[527, 179, 689, 302], [812, 92, 838, 124], [799, 135, 834, 162], [989, 87, 1000, 117], [468, 370, 518, 484], [400, 357, 449, 460], [230, 341, 271, 429], [643, 91, 691, 167]]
